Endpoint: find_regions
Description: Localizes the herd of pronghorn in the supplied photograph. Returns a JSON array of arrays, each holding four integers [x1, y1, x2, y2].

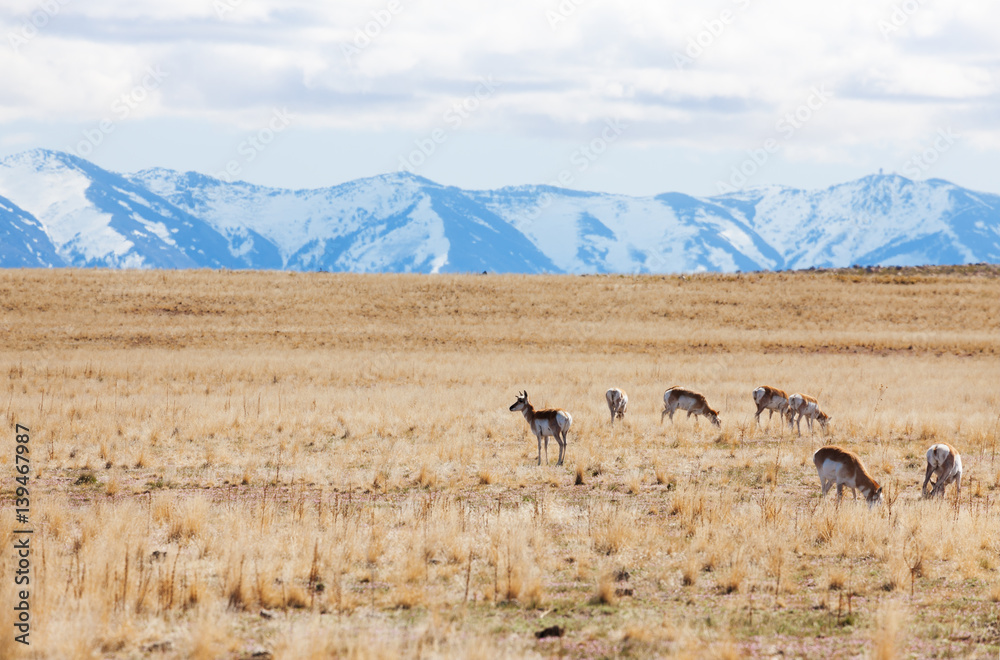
[[509, 385, 963, 508]]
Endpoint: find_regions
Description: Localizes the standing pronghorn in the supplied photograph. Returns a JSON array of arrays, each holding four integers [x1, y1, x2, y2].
[[922, 443, 962, 498], [788, 393, 830, 436], [509, 391, 572, 466], [606, 388, 628, 424], [813, 445, 882, 507], [752, 386, 792, 427], [661, 387, 721, 427]]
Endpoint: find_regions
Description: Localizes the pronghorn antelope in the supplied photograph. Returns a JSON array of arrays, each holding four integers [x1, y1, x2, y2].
[[509, 391, 572, 466], [922, 443, 962, 498], [661, 387, 721, 427], [752, 385, 792, 426], [788, 393, 830, 436], [606, 388, 628, 424], [813, 445, 882, 507]]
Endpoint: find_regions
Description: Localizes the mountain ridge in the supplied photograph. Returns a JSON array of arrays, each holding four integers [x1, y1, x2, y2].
[[0, 149, 997, 273]]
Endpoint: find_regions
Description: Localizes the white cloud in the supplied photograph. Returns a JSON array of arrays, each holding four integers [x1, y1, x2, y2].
[[0, 0, 997, 194]]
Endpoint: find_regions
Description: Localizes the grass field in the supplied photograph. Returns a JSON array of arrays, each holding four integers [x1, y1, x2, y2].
[[1, 266, 999, 659]]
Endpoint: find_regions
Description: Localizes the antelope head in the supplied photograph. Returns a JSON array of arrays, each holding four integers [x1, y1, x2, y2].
[[867, 486, 884, 508], [509, 390, 529, 412], [817, 412, 830, 431]]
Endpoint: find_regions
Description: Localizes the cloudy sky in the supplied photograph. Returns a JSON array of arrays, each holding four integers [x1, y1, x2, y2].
[[0, 0, 997, 196]]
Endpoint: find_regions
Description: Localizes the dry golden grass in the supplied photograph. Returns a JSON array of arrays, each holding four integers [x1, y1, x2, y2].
[[0, 266, 998, 658]]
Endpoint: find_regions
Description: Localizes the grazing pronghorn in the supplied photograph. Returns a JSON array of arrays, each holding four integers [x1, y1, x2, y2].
[[922, 443, 962, 498], [606, 388, 628, 424], [788, 393, 830, 436], [752, 385, 792, 426], [661, 387, 721, 427], [509, 391, 572, 466], [813, 445, 882, 507]]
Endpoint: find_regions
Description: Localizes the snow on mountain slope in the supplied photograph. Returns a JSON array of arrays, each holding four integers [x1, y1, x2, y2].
[[0, 193, 63, 267], [856, 181, 1000, 266], [471, 186, 781, 273], [130, 169, 558, 273], [0, 149, 997, 273], [131, 168, 417, 266], [712, 176, 1000, 268], [0, 150, 244, 269]]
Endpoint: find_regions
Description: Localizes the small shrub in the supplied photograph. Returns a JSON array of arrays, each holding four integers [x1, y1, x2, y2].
[[417, 463, 437, 489], [591, 573, 617, 606], [681, 558, 698, 587], [626, 471, 641, 495]]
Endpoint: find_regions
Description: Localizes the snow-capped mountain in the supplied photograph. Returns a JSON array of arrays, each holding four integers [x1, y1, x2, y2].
[[0, 150, 244, 269], [0, 148, 997, 273], [130, 168, 557, 273], [469, 186, 783, 273], [713, 175, 1000, 268]]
